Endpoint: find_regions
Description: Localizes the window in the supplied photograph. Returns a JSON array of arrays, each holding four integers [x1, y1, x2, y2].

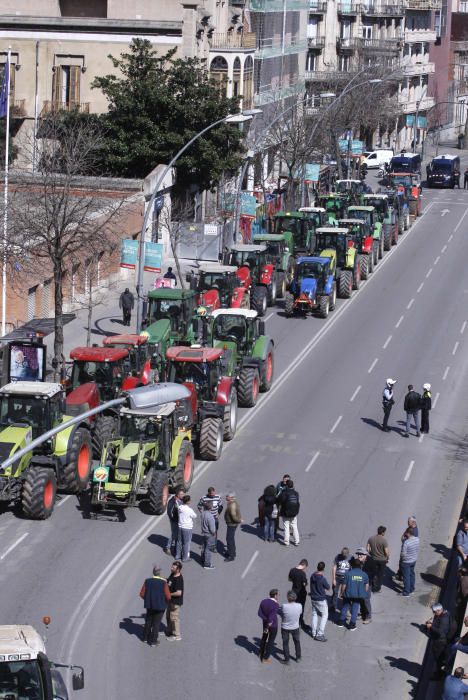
[[59, 0, 107, 16], [339, 55, 350, 72], [340, 20, 352, 38], [52, 65, 81, 110], [243, 56, 253, 109], [210, 56, 229, 97], [308, 17, 318, 38], [306, 52, 317, 71], [27, 286, 37, 321], [42, 278, 52, 316], [362, 24, 373, 39], [233, 57, 241, 98]]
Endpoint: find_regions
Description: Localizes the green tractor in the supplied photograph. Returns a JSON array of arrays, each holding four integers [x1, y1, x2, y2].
[[347, 205, 384, 262], [0, 382, 93, 519], [316, 194, 348, 225], [362, 194, 399, 250], [314, 227, 361, 299], [272, 211, 318, 256], [210, 308, 274, 408], [253, 232, 296, 297], [91, 383, 195, 515]]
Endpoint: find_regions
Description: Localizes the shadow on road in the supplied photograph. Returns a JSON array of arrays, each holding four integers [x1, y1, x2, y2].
[[427, 428, 468, 461], [234, 634, 261, 657], [147, 533, 169, 552], [120, 615, 145, 641], [241, 523, 263, 540], [361, 417, 407, 436], [430, 542, 453, 559], [385, 656, 420, 697], [92, 315, 127, 339]]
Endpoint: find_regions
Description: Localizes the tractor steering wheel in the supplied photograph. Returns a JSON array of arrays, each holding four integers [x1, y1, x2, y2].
[[222, 334, 239, 344]]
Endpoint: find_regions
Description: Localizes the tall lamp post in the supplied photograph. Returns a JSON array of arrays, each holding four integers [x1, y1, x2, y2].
[[135, 110, 259, 333]]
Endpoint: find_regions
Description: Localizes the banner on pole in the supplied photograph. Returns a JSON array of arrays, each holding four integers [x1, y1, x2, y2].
[[240, 192, 257, 218], [0, 59, 9, 119], [143, 242, 163, 272], [303, 163, 321, 183], [120, 239, 138, 269]]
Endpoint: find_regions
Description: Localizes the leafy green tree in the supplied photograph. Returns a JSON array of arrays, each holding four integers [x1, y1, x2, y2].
[[92, 39, 245, 193]]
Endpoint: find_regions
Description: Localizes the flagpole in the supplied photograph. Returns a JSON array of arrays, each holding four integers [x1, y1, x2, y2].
[[1, 48, 11, 337]]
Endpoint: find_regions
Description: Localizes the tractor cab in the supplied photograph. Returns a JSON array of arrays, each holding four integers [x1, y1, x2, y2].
[[316, 195, 348, 225], [285, 256, 336, 318], [166, 346, 225, 405], [361, 194, 389, 221], [347, 205, 378, 230], [0, 382, 65, 440], [103, 334, 155, 389], [335, 179, 368, 203], [273, 211, 317, 255], [294, 256, 334, 287], [338, 218, 372, 245], [145, 288, 198, 338], [69, 347, 128, 402], [211, 308, 261, 352], [225, 244, 267, 282], [315, 227, 353, 266], [187, 263, 246, 311], [253, 233, 296, 288]]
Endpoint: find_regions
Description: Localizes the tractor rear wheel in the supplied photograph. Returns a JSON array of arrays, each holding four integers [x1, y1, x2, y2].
[[284, 292, 295, 316], [148, 471, 170, 515], [223, 390, 238, 441], [353, 261, 361, 290], [93, 415, 117, 458], [260, 344, 274, 392], [329, 283, 337, 311], [339, 271, 352, 299], [252, 286, 267, 316], [383, 229, 391, 251], [174, 440, 195, 490], [238, 367, 260, 407], [379, 239, 384, 259], [368, 252, 374, 274], [22, 467, 57, 520], [373, 243, 379, 266], [199, 418, 223, 461], [267, 278, 277, 306], [318, 295, 329, 318], [360, 255, 369, 281], [62, 428, 92, 493], [277, 273, 286, 300]]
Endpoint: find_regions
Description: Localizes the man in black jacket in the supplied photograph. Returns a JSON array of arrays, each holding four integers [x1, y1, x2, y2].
[[404, 384, 421, 438], [426, 604, 457, 678], [420, 383, 432, 433], [278, 480, 300, 547], [140, 566, 171, 646], [165, 488, 185, 556]]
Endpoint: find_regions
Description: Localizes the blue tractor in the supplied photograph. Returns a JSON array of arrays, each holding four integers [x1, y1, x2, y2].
[[284, 256, 336, 319]]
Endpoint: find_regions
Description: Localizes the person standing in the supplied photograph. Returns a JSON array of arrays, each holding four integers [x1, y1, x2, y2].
[[200, 501, 217, 570], [119, 287, 135, 327], [165, 487, 185, 556], [260, 484, 277, 542], [464, 168, 468, 190], [337, 559, 369, 631], [288, 559, 308, 628], [310, 562, 330, 642], [140, 565, 171, 646], [382, 378, 396, 432], [367, 526, 390, 593], [355, 548, 374, 624], [175, 495, 197, 562], [258, 589, 280, 663], [163, 266, 177, 284], [278, 591, 302, 664], [224, 493, 242, 562], [457, 519, 468, 568], [198, 487, 223, 551], [426, 604, 457, 678], [166, 561, 184, 641], [442, 666, 468, 699], [404, 384, 421, 437], [420, 383, 432, 433], [454, 166, 461, 189], [332, 547, 351, 611], [399, 526, 420, 596], [278, 479, 300, 547]]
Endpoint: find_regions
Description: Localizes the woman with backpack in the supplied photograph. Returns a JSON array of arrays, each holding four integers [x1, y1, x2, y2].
[[259, 484, 278, 542]]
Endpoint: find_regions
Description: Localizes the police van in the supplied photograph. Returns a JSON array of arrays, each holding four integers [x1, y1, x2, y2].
[[426, 154, 460, 188], [389, 152, 422, 175]]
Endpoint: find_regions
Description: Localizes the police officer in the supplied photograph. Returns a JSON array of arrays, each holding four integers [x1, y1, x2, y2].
[[420, 383, 432, 434], [382, 378, 396, 432]]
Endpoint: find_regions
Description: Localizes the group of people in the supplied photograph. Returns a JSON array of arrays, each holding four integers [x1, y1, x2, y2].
[[382, 378, 432, 436], [258, 476, 301, 546]]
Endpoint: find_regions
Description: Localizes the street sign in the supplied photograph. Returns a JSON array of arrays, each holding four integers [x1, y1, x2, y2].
[[154, 195, 164, 213], [93, 466, 110, 483], [351, 140, 364, 155], [120, 239, 138, 269], [338, 138, 349, 153]]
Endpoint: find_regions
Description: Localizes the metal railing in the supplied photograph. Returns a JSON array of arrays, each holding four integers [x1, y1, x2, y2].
[[210, 32, 256, 50], [12, 99, 26, 117], [361, 36, 402, 52], [336, 37, 362, 51], [41, 101, 90, 115], [337, 2, 361, 13], [406, 0, 441, 8], [304, 69, 358, 81], [308, 35, 326, 48], [361, 3, 405, 15], [309, 1, 327, 11]]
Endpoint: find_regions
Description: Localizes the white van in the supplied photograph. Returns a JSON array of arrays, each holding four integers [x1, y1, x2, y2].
[[362, 149, 394, 170]]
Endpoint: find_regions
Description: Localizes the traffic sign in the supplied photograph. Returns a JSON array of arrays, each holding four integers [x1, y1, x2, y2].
[[93, 466, 110, 483]]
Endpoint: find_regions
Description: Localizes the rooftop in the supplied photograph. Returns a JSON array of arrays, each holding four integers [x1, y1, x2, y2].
[[0, 382, 62, 397]]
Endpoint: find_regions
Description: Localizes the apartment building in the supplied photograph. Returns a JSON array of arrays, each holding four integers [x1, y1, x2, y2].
[[446, 0, 468, 139], [305, 0, 437, 148]]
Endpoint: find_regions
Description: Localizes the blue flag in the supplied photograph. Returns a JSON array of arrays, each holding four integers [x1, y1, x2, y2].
[[0, 59, 9, 119]]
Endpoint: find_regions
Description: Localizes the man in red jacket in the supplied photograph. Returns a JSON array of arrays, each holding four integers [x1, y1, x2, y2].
[[140, 565, 171, 646]]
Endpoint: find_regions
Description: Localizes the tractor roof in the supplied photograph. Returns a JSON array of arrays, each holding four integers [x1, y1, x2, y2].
[[253, 234, 286, 242], [0, 382, 62, 398], [0, 625, 46, 660], [198, 263, 238, 273], [147, 288, 196, 300], [211, 308, 258, 320], [275, 211, 304, 219], [121, 402, 176, 418], [336, 179, 362, 185], [103, 334, 147, 347], [315, 227, 350, 234], [166, 346, 224, 363], [339, 218, 367, 226], [297, 256, 330, 265], [348, 206, 374, 212], [298, 206, 325, 213], [363, 194, 388, 200], [230, 244, 267, 252], [70, 347, 128, 362], [124, 382, 191, 412]]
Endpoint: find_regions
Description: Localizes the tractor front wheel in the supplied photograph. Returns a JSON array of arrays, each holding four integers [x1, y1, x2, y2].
[[368, 252, 374, 274], [339, 271, 352, 299], [22, 467, 57, 520], [360, 255, 369, 281], [238, 367, 260, 407], [260, 344, 274, 392], [284, 292, 295, 316], [148, 471, 170, 515], [353, 262, 361, 290], [199, 418, 223, 461], [223, 391, 238, 441], [252, 286, 267, 316], [329, 283, 337, 311], [267, 278, 277, 306], [174, 440, 195, 490], [318, 296, 329, 319], [277, 273, 286, 300], [62, 428, 92, 493], [383, 229, 391, 251], [93, 415, 117, 458], [373, 242, 379, 266]]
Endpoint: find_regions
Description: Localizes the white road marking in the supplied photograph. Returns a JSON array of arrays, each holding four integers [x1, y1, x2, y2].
[[434, 256, 440, 265], [417, 282, 424, 293], [441, 245, 447, 254], [418, 433, 424, 444], [264, 312, 274, 322], [350, 385, 361, 402], [330, 416, 342, 434], [433, 392, 440, 408], [454, 207, 468, 233], [56, 495, 72, 508], [453, 341, 459, 356], [63, 201, 436, 664], [213, 642, 218, 675], [404, 460, 415, 482], [383, 335, 392, 349], [368, 358, 378, 374], [305, 451, 321, 472], [442, 366, 450, 381], [395, 315, 404, 328], [407, 298, 414, 310], [448, 234, 454, 242], [440, 209, 449, 217], [0, 533, 29, 561], [426, 268, 433, 279], [241, 550, 259, 580], [461, 321, 466, 335]]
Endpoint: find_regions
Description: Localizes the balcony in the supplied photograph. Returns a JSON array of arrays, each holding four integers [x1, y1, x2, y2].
[[451, 40, 468, 52], [41, 101, 90, 115], [336, 37, 362, 51], [406, 0, 441, 8], [404, 28, 437, 43], [401, 60, 435, 76], [361, 36, 402, 53], [210, 31, 256, 51], [309, 1, 327, 12], [11, 99, 26, 117], [305, 69, 358, 81], [254, 80, 305, 105], [398, 94, 435, 113], [361, 3, 405, 16], [308, 35, 326, 49], [256, 37, 307, 58], [250, 0, 309, 10], [337, 2, 360, 14]]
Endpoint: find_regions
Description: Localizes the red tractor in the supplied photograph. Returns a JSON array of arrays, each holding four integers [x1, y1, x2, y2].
[[338, 218, 377, 280], [224, 244, 276, 316], [186, 262, 250, 313], [66, 346, 129, 455], [165, 346, 238, 459], [102, 334, 157, 389]]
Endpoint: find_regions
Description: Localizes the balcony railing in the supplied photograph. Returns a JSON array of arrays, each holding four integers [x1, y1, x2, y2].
[[250, 0, 309, 9], [401, 61, 435, 76], [210, 31, 256, 50], [361, 37, 402, 52], [336, 37, 362, 51], [41, 101, 90, 115], [361, 3, 405, 15], [309, 1, 327, 12], [404, 28, 437, 42], [406, 0, 441, 8], [11, 99, 26, 117], [453, 39, 468, 51], [305, 69, 358, 81], [308, 35, 326, 49], [337, 2, 360, 14]]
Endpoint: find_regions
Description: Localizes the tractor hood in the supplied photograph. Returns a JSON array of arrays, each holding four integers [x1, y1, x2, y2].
[[300, 277, 317, 299], [0, 424, 33, 475], [66, 382, 99, 413], [141, 318, 171, 344], [118, 442, 145, 461]]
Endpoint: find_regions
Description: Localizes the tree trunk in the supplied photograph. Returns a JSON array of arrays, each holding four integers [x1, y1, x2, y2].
[[169, 230, 185, 290], [333, 132, 343, 180], [53, 263, 64, 381], [86, 281, 93, 347]]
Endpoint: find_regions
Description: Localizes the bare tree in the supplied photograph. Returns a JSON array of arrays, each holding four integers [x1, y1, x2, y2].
[[5, 114, 128, 376]]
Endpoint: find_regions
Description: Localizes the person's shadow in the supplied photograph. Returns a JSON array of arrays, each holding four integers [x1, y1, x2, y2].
[[385, 655, 420, 697], [361, 417, 405, 435], [234, 635, 261, 656], [120, 615, 146, 641]]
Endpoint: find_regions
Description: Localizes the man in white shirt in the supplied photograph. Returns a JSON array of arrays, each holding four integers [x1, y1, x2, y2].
[[278, 591, 302, 665], [175, 495, 197, 562], [382, 378, 396, 432]]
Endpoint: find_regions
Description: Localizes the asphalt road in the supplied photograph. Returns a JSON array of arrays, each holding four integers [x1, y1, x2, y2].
[[2, 178, 468, 700]]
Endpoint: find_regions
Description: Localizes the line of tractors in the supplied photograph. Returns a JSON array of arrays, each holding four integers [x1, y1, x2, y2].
[[0, 171, 422, 522]]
